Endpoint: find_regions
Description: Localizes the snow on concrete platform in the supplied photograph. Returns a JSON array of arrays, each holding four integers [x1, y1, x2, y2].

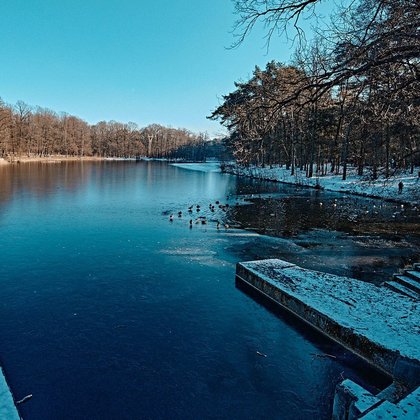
[[333, 379, 382, 419], [333, 379, 419, 419], [360, 386, 420, 419], [0, 367, 20, 420], [236, 259, 420, 386]]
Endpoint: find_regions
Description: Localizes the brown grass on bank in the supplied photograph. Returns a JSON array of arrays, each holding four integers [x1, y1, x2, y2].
[[2, 155, 114, 164]]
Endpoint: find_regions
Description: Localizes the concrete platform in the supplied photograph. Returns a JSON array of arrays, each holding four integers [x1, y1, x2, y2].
[[0, 367, 20, 420], [236, 259, 420, 386], [361, 386, 419, 419], [333, 380, 419, 419]]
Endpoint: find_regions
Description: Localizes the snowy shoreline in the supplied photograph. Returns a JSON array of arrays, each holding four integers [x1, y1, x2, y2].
[[0, 156, 131, 164], [223, 163, 420, 206], [0, 367, 19, 419]]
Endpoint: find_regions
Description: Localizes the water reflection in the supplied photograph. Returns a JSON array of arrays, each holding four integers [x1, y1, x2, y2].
[[227, 193, 419, 238]]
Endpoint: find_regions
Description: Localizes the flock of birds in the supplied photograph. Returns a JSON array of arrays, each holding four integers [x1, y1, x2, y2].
[[168, 198, 232, 229], [165, 193, 417, 232]]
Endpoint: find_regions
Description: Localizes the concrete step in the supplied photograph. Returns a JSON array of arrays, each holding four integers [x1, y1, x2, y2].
[[384, 281, 419, 300], [376, 382, 409, 403], [393, 275, 420, 294], [405, 270, 420, 282], [413, 263, 420, 270]]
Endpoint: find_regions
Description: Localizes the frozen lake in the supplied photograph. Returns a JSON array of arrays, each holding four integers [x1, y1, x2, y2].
[[0, 160, 418, 419]]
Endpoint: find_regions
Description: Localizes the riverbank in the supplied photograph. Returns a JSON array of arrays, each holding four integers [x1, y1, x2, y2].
[[0, 156, 210, 165], [222, 163, 420, 206], [0, 367, 19, 420], [0, 155, 133, 164]]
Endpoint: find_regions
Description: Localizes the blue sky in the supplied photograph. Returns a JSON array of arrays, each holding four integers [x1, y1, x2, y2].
[[0, 0, 328, 135]]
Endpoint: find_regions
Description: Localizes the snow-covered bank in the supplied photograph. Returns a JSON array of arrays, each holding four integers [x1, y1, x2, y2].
[[223, 164, 420, 205], [0, 367, 19, 420]]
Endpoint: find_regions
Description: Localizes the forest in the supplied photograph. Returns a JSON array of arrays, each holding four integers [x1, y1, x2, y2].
[[0, 99, 213, 161], [1, 1, 418, 176], [210, 0, 420, 180]]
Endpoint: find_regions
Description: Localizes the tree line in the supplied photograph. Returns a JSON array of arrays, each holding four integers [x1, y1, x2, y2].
[[0, 99, 210, 161], [210, 0, 419, 179]]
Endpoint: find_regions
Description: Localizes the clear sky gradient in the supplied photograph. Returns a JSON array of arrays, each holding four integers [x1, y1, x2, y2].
[[0, 0, 327, 135]]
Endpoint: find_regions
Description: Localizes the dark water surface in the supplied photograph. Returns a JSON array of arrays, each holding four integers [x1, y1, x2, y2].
[[0, 161, 418, 419]]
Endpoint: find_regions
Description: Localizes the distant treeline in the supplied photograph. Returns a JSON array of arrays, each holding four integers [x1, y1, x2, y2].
[[0, 99, 226, 161], [210, 0, 419, 179]]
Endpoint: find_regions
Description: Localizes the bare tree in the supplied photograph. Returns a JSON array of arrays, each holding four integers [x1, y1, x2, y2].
[[232, 0, 320, 48]]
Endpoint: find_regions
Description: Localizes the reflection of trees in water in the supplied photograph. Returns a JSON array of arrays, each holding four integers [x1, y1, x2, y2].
[[0, 161, 181, 212], [226, 195, 420, 284], [226, 195, 420, 239], [0, 162, 93, 206]]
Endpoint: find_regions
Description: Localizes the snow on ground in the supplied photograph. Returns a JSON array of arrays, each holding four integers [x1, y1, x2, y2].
[[224, 164, 420, 205], [0, 367, 19, 420], [171, 162, 222, 173], [103, 157, 136, 161]]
